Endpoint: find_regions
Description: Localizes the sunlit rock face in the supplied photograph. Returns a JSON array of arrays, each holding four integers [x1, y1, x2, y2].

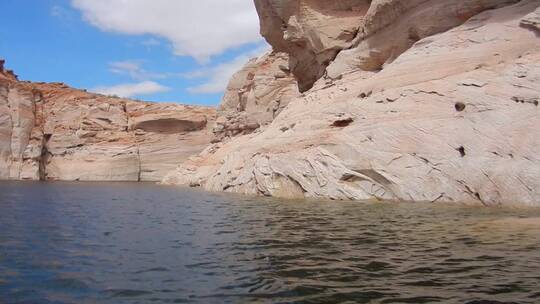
[[125, 101, 215, 182], [0, 62, 42, 180], [164, 0, 540, 206], [0, 65, 216, 182], [213, 51, 299, 143], [325, 0, 522, 81]]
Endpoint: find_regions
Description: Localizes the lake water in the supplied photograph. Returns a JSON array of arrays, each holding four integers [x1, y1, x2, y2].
[[0, 182, 539, 304]]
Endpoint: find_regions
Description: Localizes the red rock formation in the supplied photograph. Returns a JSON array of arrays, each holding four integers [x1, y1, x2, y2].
[[0, 63, 216, 181]]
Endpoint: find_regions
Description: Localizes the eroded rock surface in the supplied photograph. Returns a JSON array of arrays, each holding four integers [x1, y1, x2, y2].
[[126, 101, 215, 181], [521, 5, 540, 30], [164, 0, 540, 206], [254, 0, 522, 91], [214, 51, 299, 142], [0, 66, 216, 181], [0, 61, 42, 180], [254, 0, 371, 92], [326, 0, 521, 80]]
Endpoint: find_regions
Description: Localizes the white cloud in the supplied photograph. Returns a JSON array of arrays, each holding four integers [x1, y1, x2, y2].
[[91, 81, 170, 98], [186, 45, 270, 94], [71, 0, 262, 63], [109, 60, 166, 81]]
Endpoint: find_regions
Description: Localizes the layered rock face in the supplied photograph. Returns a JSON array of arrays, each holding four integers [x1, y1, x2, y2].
[[164, 0, 540, 206], [0, 65, 216, 182], [325, 0, 522, 80], [0, 62, 42, 180], [254, 0, 372, 92], [213, 51, 299, 142], [255, 0, 522, 91]]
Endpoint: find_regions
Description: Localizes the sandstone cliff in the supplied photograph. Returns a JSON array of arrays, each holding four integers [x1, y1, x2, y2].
[[164, 0, 540, 206], [213, 51, 299, 142], [0, 63, 216, 182]]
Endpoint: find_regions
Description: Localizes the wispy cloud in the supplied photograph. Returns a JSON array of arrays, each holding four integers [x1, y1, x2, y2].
[[109, 60, 167, 81], [142, 38, 161, 47], [185, 45, 270, 94], [51, 5, 74, 20], [91, 81, 170, 98], [71, 0, 262, 63]]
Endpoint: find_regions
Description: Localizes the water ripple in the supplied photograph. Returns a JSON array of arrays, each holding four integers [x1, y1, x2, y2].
[[1, 182, 540, 304]]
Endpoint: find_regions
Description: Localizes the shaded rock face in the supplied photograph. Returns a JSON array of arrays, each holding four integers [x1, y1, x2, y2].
[[255, 0, 522, 91], [213, 51, 299, 142], [254, 0, 371, 92], [164, 0, 540, 206], [0, 70, 216, 182]]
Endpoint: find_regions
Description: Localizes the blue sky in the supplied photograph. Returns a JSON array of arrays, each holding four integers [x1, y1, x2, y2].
[[0, 0, 266, 106]]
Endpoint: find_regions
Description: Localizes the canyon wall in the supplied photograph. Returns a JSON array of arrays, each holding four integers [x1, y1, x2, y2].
[[213, 51, 299, 142], [164, 0, 540, 206], [0, 62, 216, 182]]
